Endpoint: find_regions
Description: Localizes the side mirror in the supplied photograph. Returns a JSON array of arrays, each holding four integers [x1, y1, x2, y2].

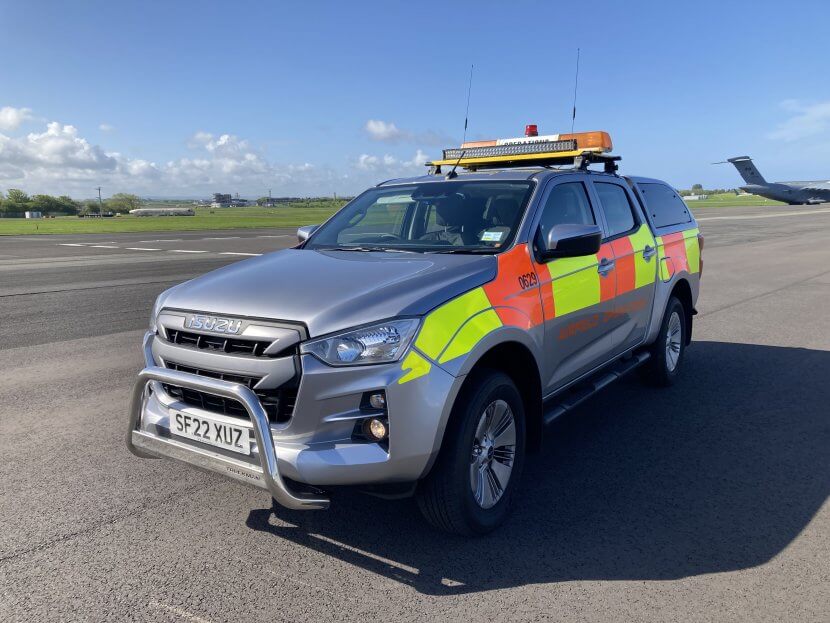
[[297, 224, 319, 243], [539, 224, 602, 260]]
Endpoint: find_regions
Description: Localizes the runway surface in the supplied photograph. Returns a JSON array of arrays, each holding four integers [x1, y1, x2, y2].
[[0, 228, 296, 348], [1, 207, 828, 622]]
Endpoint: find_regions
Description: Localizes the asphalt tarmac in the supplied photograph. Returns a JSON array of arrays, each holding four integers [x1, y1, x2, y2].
[[1, 206, 828, 622]]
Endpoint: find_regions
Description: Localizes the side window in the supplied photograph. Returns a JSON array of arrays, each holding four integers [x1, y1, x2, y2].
[[594, 182, 636, 237], [537, 182, 595, 245], [638, 183, 692, 228]]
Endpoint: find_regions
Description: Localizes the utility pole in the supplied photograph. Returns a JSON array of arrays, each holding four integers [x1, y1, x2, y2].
[[95, 186, 103, 216]]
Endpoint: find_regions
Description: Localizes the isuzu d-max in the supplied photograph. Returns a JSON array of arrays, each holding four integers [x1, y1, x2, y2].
[[127, 129, 702, 534]]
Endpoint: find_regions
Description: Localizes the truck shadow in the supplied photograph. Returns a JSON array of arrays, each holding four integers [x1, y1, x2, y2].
[[246, 341, 830, 595]]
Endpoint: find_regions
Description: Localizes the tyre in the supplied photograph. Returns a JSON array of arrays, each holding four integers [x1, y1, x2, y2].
[[641, 296, 687, 387], [416, 370, 525, 536]]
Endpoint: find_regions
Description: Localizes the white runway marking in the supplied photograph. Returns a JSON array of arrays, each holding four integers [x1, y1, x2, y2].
[[697, 208, 830, 221], [139, 238, 182, 242], [256, 234, 290, 238], [56, 242, 118, 246], [147, 601, 214, 623], [54, 244, 266, 256], [202, 236, 240, 240]]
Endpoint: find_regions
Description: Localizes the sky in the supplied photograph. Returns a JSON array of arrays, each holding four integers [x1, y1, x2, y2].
[[1, 0, 829, 199]]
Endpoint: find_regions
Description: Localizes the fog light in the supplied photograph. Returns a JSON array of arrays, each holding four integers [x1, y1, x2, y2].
[[363, 417, 389, 442], [368, 392, 386, 410]]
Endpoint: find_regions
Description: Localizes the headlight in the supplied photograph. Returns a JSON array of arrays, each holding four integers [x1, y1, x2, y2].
[[300, 319, 420, 366]]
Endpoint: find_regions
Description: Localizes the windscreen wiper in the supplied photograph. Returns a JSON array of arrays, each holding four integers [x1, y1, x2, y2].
[[425, 247, 496, 254], [316, 246, 364, 252], [316, 246, 417, 253]]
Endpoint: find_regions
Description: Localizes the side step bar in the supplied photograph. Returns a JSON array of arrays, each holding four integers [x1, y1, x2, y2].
[[543, 351, 651, 425]]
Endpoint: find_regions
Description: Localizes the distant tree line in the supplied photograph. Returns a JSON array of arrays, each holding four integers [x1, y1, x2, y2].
[[255, 196, 353, 206], [678, 184, 739, 196], [0, 190, 143, 217]]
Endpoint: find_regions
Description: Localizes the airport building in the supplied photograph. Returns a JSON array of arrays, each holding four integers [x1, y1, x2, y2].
[[211, 193, 250, 207], [211, 193, 232, 208]]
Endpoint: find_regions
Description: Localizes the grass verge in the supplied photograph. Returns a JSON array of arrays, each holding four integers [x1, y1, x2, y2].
[[0, 202, 345, 235], [0, 194, 791, 235], [683, 193, 785, 208]]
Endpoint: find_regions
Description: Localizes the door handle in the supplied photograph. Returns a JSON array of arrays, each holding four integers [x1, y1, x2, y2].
[[643, 245, 657, 260], [597, 258, 615, 277]]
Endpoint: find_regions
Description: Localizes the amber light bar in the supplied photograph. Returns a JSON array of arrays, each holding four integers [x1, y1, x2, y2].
[[429, 128, 615, 168], [434, 130, 613, 166], [443, 139, 577, 161]]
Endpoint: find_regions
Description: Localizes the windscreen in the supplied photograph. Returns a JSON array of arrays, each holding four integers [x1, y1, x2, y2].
[[305, 181, 534, 254]]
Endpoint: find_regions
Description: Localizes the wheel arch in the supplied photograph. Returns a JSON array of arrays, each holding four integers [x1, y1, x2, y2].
[[646, 274, 697, 346], [444, 339, 544, 456], [669, 278, 694, 344]]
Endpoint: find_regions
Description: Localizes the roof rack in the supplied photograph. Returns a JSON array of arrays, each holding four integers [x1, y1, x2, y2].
[[427, 128, 619, 176], [574, 152, 621, 174]]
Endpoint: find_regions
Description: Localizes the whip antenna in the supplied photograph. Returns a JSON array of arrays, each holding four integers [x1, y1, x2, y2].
[[462, 64, 474, 144], [571, 48, 580, 132]]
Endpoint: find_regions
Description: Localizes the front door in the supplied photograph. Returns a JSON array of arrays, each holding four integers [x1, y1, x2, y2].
[[532, 179, 617, 394]]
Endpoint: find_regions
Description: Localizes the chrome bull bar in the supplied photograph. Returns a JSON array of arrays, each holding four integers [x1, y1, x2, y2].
[[126, 366, 330, 510]]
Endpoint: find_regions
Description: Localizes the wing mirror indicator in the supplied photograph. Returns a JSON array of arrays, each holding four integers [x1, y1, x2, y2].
[[538, 224, 602, 260], [297, 224, 319, 243]]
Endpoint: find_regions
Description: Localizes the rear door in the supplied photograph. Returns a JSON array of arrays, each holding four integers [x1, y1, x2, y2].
[[590, 179, 657, 355], [531, 177, 617, 393]]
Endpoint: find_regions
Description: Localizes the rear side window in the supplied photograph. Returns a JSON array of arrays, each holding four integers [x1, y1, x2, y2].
[[638, 183, 692, 228], [594, 182, 636, 237], [537, 182, 595, 245]]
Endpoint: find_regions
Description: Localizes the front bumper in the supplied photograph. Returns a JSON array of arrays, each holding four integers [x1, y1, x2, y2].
[[127, 366, 330, 510], [127, 332, 460, 508]]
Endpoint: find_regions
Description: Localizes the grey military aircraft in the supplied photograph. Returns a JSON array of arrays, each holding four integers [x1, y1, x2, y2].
[[718, 156, 830, 204]]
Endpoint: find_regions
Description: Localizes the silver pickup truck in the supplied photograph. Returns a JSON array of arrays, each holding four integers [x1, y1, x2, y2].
[[127, 132, 702, 535]]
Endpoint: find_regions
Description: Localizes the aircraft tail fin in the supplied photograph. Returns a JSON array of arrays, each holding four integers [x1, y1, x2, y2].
[[727, 156, 767, 185]]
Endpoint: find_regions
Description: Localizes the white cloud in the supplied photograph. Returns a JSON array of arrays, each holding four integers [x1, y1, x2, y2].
[[176, 131, 270, 180], [99, 123, 114, 132], [407, 149, 430, 167], [768, 99, 830, 141], [356, 154, 380, 170], [0, 122, 121, 175], [365, 119, 404, 142], [0, 121, 271, 194], [0, 106, 33, 131], [288, 162, 314, 172], [0, 106, 430, 197], [355, 149, 431, 174], [364, 119, 452, 147]]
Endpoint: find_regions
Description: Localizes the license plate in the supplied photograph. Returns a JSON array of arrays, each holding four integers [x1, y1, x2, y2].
[[169, 411, 251, 455]]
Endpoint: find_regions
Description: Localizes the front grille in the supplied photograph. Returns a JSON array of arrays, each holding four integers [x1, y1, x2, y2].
[[161, 361, 297, 423], [165, 328, 279, 357]]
